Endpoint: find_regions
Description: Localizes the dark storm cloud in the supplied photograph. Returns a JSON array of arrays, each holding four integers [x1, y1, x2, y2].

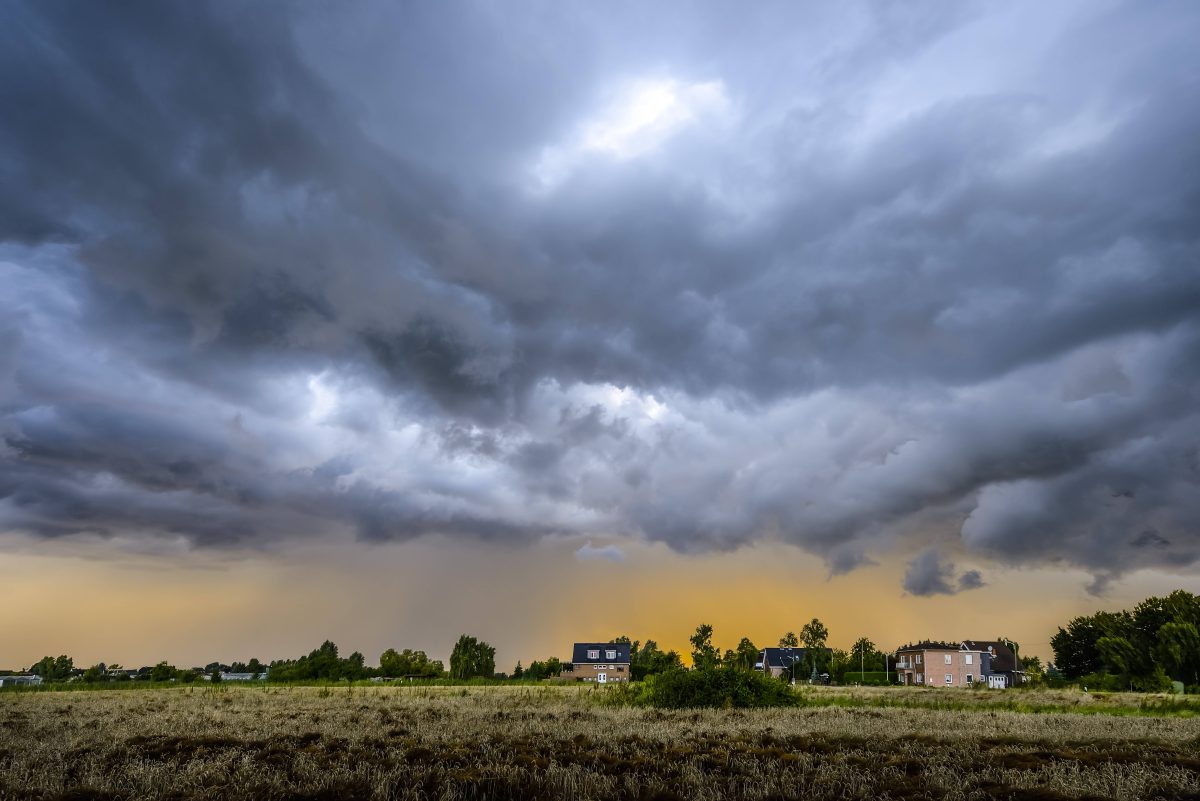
[[2, 1, 1199, 592], [903, 549, 985, 597]]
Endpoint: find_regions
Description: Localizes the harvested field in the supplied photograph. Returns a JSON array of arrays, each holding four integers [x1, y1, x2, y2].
[[2, 686, 1198, 800]]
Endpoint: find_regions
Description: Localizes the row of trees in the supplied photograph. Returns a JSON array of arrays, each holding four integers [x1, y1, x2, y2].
[[24, 642, 445, 684], [512, 657, 564, 680], [1050, 590, 1200, 691], [21, 622, 876, 686]]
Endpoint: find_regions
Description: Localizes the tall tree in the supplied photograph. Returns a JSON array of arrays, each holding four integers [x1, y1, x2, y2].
[[733, 637, 759, 671], [850, 637, 882, 673], [1157, 622, 1200, 684], [689, 623, 720, 670], [449, 634, 496, 680], [778, 632, 799, 648], [800, 618, 830, 677]]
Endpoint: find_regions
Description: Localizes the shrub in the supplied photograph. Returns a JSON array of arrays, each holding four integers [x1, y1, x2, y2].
[[633, 667, 796, 709], [839, 671, 892, 686]]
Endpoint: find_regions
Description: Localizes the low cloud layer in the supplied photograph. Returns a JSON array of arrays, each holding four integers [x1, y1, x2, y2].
[[2, 1, 1198, 593]]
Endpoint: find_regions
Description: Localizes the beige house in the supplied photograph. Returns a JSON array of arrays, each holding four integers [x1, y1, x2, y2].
[[566, 642, 631, 683]]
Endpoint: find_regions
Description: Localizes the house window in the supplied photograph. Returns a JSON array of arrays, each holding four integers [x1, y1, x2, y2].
[[944, 654, 952, 665], [587, 650, 599, 659], [916, 673, 923, 683], [966, 674, 973, 684], [964, 654, 973, 665], [616, 666, 625, 672], [945, 674, 953, 684], [915, 655, 922, 665], [606, 650, 617, 660], [597, 673, 607, 684]]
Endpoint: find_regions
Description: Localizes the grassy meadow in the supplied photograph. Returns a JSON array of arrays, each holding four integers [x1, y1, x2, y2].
[[2, 684, 1199, 801]]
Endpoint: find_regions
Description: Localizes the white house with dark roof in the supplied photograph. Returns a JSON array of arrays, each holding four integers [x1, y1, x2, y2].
[[567, 642, 631, 683]]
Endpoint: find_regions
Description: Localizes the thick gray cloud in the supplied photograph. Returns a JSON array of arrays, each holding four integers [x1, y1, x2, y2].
[[902, 548, 986, 597], [1, 1, 1198, 593]]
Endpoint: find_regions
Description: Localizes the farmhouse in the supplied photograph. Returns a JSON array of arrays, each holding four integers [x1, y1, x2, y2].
[[566, 642, 631, 683]]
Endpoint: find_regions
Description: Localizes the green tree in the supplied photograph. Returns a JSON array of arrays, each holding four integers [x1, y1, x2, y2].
[[799, 618, 830, 678], [82, 665, 104, 683], [689, 624, 720, 670], [209, 668, 222, 684], [345, 651, 366, 680], [849, 637, 883, 674], [379, 648, 403, 677], [1157, 621, 1200, 684], [629, 640, 682, 680], [31, 655, 74, 681], [828, 649, 852, 683], [732, 637, 759, 671], [149, 662, 176, 682], [449, 635, 496, 680], [778, 632, 799, 648], [1096, 635, 1140, 684], [379, 648, 442, 679], [1051, 610, 1134, 679]]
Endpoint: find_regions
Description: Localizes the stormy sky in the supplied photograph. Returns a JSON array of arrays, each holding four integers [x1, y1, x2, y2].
[[2, 0, 1199, 647]]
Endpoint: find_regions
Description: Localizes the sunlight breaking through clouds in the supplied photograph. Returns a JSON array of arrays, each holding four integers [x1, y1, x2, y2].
[[533, 77, 731, 188]]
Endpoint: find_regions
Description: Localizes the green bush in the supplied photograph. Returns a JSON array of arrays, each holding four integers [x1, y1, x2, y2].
[[839, 671, 893, 686], [632, 667, 796, 709]]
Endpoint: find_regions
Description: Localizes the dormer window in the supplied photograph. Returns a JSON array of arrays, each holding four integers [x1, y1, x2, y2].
[[606, 650, 617, 660], [587, 649, 599, 659]]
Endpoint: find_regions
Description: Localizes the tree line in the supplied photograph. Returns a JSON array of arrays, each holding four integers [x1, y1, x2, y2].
[[30, 591, 1198, 694], [1050, 590, 1199, 692]]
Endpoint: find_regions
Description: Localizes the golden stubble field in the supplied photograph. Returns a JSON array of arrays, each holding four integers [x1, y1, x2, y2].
[[1, 685, 1198, 801]]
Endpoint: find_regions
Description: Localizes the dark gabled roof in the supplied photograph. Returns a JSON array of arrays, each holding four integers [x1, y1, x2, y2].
[[571, 642, 631, 664], [896, 641, 959, 652], [961, 641, 1021, 673], [757, 647, 831, 668]]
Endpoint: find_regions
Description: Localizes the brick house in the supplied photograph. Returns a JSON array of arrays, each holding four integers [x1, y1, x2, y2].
[[567, 642, 631, 683], [895, 641, 985, 687]]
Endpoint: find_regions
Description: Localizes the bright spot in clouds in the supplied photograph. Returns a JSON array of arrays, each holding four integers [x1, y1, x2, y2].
[[533, 77, 731, 187]]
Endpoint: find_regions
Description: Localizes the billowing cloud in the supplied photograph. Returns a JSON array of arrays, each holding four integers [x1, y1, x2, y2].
[[1, 1, 1199, 594], [903, 550, 955, 597], [902, 549, 986, 597]]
